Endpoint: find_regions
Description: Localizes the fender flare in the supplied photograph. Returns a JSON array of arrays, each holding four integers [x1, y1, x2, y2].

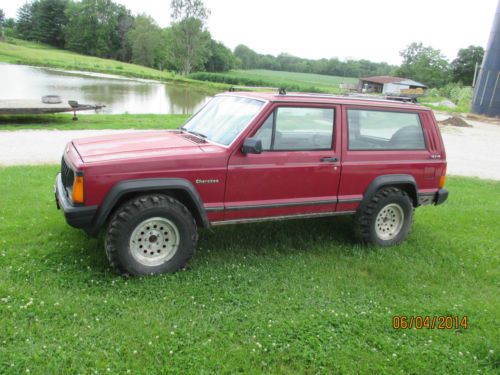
[[361, 174, 418, 209], [89, 178, 209, 236]]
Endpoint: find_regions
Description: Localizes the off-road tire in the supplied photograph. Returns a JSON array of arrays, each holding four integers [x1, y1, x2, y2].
[[105, 194, 198, 276], [354, 187, 414, 246]]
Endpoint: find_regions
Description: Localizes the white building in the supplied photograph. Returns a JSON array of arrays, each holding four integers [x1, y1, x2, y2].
[[359, 76, 428, 95]]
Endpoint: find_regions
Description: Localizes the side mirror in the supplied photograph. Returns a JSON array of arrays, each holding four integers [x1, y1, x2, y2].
[[241, 138, 262, 155]]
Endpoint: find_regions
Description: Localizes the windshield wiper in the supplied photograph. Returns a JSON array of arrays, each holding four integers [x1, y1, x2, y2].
[[179, 126, 208, 140]]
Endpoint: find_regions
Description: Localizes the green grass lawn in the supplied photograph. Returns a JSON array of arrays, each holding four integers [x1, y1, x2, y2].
[[189, 69, 358, 94], [0, 38, 226, 92], [0, 167, 498, 374], [0, 114, 190, 131]]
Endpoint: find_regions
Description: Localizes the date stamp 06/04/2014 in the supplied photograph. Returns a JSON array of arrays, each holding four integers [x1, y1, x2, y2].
[[392, 315, 469, 330]]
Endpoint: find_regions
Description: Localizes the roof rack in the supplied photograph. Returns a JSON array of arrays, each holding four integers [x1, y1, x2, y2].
[[274, 89, 418, 104]]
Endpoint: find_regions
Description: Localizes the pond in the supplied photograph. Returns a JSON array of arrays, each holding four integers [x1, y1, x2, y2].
[[0, 63, 213, 114]]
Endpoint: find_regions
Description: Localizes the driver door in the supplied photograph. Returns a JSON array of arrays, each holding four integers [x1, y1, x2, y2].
[[224, 103, 341, 221]]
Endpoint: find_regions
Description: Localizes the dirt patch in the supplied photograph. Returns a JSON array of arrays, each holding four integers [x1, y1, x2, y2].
[[438, 116, 472, 128], [465, 113, 500, 125]]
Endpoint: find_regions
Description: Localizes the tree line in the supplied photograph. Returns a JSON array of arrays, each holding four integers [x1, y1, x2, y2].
[[3, 0, 236, 74], [0, 0, 484, 87]]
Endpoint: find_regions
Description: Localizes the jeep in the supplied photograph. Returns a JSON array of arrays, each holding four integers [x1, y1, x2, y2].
[[55, 91, 448, 276]]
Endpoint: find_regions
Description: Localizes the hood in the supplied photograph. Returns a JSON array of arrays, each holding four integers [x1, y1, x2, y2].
[[72, 131, 207, 163]]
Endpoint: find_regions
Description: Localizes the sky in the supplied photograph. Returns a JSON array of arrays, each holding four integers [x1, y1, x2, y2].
[[2, 0, 498, 65]]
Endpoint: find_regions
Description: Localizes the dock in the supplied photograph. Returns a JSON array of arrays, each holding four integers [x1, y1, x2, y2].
[[0, 98, 105, 120]]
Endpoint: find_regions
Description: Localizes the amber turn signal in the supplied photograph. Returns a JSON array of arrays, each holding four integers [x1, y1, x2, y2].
[[72, 175, 84, 204], [439, 175, 446, 189]]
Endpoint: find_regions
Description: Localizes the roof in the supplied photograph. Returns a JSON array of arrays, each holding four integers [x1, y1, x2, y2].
[[396, 79, 428, 88], [360, 76, 406, 84], [219, 92, 429, 110], [360, 76, 428, 88]]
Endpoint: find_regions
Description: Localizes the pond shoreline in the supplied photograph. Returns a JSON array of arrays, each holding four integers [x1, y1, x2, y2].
[[0, 63, 213, 115]]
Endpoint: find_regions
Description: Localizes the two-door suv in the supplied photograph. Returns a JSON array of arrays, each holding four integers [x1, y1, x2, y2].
[[55, 91, 448, 276]]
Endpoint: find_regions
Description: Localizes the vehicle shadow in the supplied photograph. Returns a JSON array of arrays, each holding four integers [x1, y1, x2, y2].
[[196, 216, 358, 258], [55, 216, 360, 278]]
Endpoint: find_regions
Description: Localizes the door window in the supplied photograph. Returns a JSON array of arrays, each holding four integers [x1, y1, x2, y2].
[[254, 107, 335, 151]]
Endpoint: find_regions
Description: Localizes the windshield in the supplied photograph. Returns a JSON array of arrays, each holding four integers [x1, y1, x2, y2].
[[181, 96, 265, 146]]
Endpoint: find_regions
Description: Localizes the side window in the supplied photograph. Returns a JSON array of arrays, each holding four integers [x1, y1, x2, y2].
[[347, 109, 426, 150], [254, 107, 334, 151]]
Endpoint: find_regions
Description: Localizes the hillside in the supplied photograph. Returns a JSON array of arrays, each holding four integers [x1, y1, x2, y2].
[[0, 38, 224, 92]]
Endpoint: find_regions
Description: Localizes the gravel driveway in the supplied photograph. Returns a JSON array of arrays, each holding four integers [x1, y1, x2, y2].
[[1, 115, 499, 180]]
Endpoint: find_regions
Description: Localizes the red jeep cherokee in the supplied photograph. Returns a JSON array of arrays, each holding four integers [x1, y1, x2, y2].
[[55, 92, 448, 276]]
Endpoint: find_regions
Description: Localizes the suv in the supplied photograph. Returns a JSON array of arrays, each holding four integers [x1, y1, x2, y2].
[[55, 92, 448, 276]]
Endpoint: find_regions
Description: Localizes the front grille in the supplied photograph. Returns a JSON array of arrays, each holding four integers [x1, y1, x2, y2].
[[61, 157, 74, 190]]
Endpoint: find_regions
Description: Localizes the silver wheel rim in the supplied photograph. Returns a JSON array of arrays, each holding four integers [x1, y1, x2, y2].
[[375, 203, 405, 240], [129, 217, 180, 267]]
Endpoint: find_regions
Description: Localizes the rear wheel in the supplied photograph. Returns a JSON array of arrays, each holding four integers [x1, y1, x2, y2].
[[354, 187, 414, 246], [105, 194, 197, 276]]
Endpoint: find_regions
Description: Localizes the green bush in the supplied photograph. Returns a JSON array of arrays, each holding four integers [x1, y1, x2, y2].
[[450, 86, 473, 106], [426, 88, 440, 97]]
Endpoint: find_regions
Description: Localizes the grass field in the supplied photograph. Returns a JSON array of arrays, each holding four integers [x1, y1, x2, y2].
[[0, 167, 498, 374], [0, 114, 189, 131], [0, 38, 225, 92], [189, 69, 358, 93]]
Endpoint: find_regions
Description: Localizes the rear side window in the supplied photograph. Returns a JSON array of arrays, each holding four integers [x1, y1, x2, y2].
[[347, 109, 426, 150], [254, 107, 334, 151]]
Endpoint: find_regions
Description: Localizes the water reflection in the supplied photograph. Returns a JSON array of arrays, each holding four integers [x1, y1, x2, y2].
[[0, 63, 212, 114]]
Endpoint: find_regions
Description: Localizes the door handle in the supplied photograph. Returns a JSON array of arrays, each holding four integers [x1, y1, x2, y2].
[[320, 157, 338, 162]]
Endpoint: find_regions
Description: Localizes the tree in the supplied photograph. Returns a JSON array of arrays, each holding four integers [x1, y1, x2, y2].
[[171, 0, 209, 21], [0, 9, 5, 39], [204, 39, 235, 72], [234, 44, 259, 69], [16, 2, 35, 40], [397, 42, 451, 87], [167, 18, 210, 74], [167, 0, 211, 74], [33, 0, 68, 47], [14, 1, 69, 47], [451, 45, 484, 86], [127, 15, 164, 68], [65, 0, 133, 60]]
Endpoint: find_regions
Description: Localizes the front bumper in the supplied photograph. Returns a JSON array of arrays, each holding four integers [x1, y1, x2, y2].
[[55, 173, 97, 231], [435, 188, 449, 205]]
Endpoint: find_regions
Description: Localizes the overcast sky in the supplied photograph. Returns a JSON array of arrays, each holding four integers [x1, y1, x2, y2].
[[2, 0, 498, 64]]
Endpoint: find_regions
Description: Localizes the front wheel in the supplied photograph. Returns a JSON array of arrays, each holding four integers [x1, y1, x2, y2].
[[354, 187, 414, 246], [105, 194, 198, 276]]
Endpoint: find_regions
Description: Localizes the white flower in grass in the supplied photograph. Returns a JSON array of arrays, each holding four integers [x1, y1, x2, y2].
[[169, 350, 173, 355]]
